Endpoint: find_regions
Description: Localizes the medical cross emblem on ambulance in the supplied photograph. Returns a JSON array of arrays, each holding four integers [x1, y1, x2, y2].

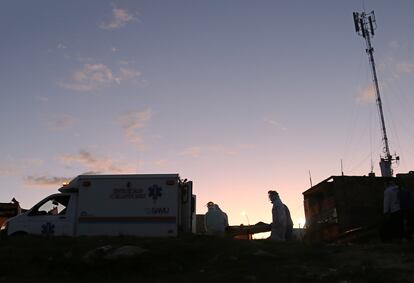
[[148, 185, 162, 202], [41, 222, 55, 235]]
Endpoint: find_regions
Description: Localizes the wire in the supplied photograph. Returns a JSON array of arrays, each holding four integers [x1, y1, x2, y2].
[[341, 50, 369, 171], [349, 150, 372, 174], [369, 102, 373, 172], [383, 69, 414, 173], [382, 84, 406, 172]]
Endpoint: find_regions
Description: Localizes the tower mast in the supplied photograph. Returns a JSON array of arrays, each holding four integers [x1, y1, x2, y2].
[[352, 11, 398, 177]]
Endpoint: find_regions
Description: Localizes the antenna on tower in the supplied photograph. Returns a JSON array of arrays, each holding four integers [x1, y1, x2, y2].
[[353, 12, 360, 32], [352, 11, 399, 177], [308, 170, 313, 187], [370, 158, 374, 174]]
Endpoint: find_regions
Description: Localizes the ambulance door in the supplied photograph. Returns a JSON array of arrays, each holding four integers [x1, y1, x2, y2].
[[26, 194, 75, 236]]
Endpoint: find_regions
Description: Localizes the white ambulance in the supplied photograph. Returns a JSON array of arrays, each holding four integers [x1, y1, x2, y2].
[[1, 174, 195, 237]]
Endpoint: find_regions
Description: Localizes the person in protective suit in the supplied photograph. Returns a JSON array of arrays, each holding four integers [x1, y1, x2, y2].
[[268, 190, 289, 241], [205, 201, 227, 236], [215, 204, 229, 227], [284, 204, 294, 240]]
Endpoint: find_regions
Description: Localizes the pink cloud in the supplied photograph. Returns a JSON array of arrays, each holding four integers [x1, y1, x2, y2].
[[99, 8, 137, 30], [59, 149, 136, 173], [118, 109, 152, 149]]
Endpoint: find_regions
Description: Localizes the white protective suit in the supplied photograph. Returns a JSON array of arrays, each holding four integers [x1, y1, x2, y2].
[[215, 204, 229, 227], [205, 204, 227, 236], [270, 193, 287, 241]]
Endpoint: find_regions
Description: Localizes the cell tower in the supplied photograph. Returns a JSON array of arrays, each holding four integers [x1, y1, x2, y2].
[[352, 11, 399, 177]]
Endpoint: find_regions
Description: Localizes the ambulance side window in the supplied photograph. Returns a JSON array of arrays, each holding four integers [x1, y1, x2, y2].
[[29, 195, 70, 216]]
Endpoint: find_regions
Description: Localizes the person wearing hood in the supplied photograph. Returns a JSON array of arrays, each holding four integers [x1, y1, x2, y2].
[[205, 201, 227, 236], [215, 204, 229, 227], [268, 190, 288, 241]]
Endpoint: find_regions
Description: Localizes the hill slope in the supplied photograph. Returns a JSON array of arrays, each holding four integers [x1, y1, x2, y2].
[[1, 235, 413, 282]]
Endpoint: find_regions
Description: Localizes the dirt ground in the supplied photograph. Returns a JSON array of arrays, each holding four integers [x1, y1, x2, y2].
[[0, 235, 413, 282]]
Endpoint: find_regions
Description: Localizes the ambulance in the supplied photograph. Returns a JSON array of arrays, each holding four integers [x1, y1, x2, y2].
[[1, 174, 195, 237]]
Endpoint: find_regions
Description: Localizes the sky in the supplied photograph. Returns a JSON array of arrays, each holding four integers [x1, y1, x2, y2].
[[1, 0, 414, 229]]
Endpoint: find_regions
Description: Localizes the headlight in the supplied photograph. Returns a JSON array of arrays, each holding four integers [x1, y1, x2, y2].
[[0, 221, 8, 231]]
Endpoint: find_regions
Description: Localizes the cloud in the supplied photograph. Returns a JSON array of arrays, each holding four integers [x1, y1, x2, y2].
[[34, 96, 49, 103], [238, 143, 256, 149], [48, 114, 76, 131], [118, 109, 152, 149], [207, 145, 237, 156], [356, 85, 376, 104], [0, 158, 44, 177], [59, 149, 136, 173], [57, 43, 67, 49], [378, 55, 414, 79], [22, 159, 44, 168], [80, 171, 101, 175], [179, 143, 257, 158], [59, 63, 141, 92], [59, 63, 113, 92], [153, 159, 168, 166], [114, 68, 142, 84], [180, 146, 202, 158], [24, 176, 71, 187], [396, 62, 414, 74], [388, 40, 400, 49], [263, 117, 287, 131], [99, 8, 137, 30], [0, 166, 17, 177], [24, 168, 133, 188]]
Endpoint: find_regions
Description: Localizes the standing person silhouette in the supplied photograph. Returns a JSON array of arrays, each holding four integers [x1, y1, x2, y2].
[[383, 180, 403, 241], [268, 190, 288, 241], [205, 201, 227, 236]]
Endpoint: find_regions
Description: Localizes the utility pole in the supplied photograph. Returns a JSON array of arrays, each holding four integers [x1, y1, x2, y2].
[[353, 11, 399, 177]]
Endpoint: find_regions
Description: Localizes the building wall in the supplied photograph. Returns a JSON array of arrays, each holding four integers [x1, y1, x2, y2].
[[303, 175, 391, 242]]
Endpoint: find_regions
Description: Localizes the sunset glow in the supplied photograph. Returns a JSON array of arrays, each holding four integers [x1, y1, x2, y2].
[[1, 1, 414, 230]]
